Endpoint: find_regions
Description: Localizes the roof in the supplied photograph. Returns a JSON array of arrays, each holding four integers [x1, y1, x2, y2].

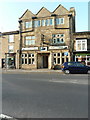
[[1, 30, 19, 36]]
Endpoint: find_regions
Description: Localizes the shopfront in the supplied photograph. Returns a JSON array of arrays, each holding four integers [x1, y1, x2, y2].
[[74, 53, 90, 66], [5, 53, 16, 69]]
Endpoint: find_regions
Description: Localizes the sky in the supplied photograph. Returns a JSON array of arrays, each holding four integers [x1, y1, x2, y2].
[[0, 1, 88, 32]]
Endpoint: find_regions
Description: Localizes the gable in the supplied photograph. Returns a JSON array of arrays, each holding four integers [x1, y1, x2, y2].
[[20, 9, 35, 20], [36, 7, 51, 17], [53, 5, 69, 15]]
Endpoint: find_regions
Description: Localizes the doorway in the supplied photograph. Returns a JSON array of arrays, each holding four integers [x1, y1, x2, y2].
[[43, 55, 48, 68]]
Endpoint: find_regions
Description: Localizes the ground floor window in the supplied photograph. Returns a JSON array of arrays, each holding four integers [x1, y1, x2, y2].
[[22, 53, 35, 65], [75, 54, 90, 66], [53, 52, 69, 65]]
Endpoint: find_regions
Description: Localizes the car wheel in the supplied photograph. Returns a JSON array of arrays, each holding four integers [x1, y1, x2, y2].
[[87, 70, 90, 74], [64, 70, 70, 74]]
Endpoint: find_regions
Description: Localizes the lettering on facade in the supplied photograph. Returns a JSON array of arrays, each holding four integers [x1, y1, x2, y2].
[[49, 46, 68, 50]]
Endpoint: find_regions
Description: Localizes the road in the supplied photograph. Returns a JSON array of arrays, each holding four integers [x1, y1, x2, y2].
[[2, 72, 89, 118]]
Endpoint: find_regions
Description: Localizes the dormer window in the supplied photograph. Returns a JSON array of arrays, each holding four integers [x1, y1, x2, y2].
[[56, 18, 64, 25], [25, 21, 32, 28]]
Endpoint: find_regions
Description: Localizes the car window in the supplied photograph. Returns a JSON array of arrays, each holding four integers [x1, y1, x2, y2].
[[68, 63, 74, 66], [74, 63, 85, 67]]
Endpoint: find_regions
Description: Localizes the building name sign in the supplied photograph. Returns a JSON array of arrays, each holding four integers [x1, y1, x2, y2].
[[49, 46, 68, 50], [22, 47, 38, 51]]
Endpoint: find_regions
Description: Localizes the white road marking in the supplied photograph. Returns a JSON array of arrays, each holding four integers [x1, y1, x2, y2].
[[49, 79, 88, 85], [0, 114, 13, 118]]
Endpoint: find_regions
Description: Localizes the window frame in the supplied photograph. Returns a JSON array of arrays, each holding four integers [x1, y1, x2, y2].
[[76, 39, 87, 51], [8, 35, 14, 43]]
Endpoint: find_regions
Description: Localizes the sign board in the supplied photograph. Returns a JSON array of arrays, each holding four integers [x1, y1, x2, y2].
[[22, 47, 38, 51], [49, 46, 68, 50], [40, 47, 47, 51]]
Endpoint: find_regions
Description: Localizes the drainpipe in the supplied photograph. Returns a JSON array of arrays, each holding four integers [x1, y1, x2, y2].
[[18, 20, 22, 69]]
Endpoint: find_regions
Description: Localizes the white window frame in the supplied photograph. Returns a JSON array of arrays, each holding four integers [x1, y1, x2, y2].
[[8, 35, 14, 43], [56, 18, 64, 25], [25, 21, 32, 28], [25, 36, 35, 46], [76, 39, 87, 51], [8, 45, 14, 53]]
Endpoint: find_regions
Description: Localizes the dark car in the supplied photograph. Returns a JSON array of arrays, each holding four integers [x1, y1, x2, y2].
[[61, 62, 90, 74]]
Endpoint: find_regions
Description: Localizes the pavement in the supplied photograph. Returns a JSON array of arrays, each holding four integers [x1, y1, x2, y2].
[[1, 68, 62, 73]]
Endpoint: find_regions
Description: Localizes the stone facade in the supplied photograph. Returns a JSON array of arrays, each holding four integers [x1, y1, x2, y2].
[[18, 5, 75, 69], [0, 31, 19, 68], [0, 4, 76, 69]]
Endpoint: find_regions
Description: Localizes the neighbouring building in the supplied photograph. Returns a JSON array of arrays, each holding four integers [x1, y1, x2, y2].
[[73, 31, 90, 66], [18, 5, 76, 69], [0, 31, 19, 69]]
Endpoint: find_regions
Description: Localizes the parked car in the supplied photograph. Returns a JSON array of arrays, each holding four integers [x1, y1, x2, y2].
[[61, 62, 90, 74]]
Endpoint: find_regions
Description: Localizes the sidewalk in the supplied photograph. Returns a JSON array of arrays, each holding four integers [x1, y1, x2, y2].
[[2, 68, 62, 73]]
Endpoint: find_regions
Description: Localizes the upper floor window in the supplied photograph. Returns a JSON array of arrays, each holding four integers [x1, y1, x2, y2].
[[25, 21, 32, 28], [76, 39, 87, 51], [8, 35, 14, 42], [46, 19, 49, 26], [56, 18, 64, 25], [52, 34, 64, 44], [49, 19, 53, 25], [34, 19, 54, 27], [8, 45, 14, 53], [25, 36, 35, 46], [41, 20, 45, 26]]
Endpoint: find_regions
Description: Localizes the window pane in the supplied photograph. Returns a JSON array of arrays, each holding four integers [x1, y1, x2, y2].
[[26, 36, 31, 39], [31, 36, 35, 39], [61, 18, 64, 24], [25, 59, 27, 64], [38, 20, 40, 27], [8, 35, 14, 42], [34, 21, 38, 27], [29, 54, 31, 57], [42, 20, 45, 26], [29, 59, 31, 64], [62, 58, 64, 64], [32, 54, 34, 57], [60, 38, 64, 43], [22, 58, 24, 64], [50, 19, 53, 25], [53, 38, 56, 43], [57, 38, 60, 43], [82, 42, 86, 50], [25, 21, 32, 28], [25, 54, 27, 57], [54, 58, 56, 64], [22, 54, 24, 57], [32, 58, 34, 64], [58, 53, 60, 56], [66, 58, 68, 62], [58, 58, 60, 64], [62, 53, 64, 56], [46, 19, 49, 26], [31, 40, 35, 45], [54, 53, 56, 56], [77, 41, 81, 50]]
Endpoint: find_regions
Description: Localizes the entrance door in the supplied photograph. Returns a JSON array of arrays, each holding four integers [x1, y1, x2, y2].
[[43, 55, 48, 68]]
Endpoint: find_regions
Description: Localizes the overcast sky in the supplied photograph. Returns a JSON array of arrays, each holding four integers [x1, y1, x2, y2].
[[0, 1, 88, 32]]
